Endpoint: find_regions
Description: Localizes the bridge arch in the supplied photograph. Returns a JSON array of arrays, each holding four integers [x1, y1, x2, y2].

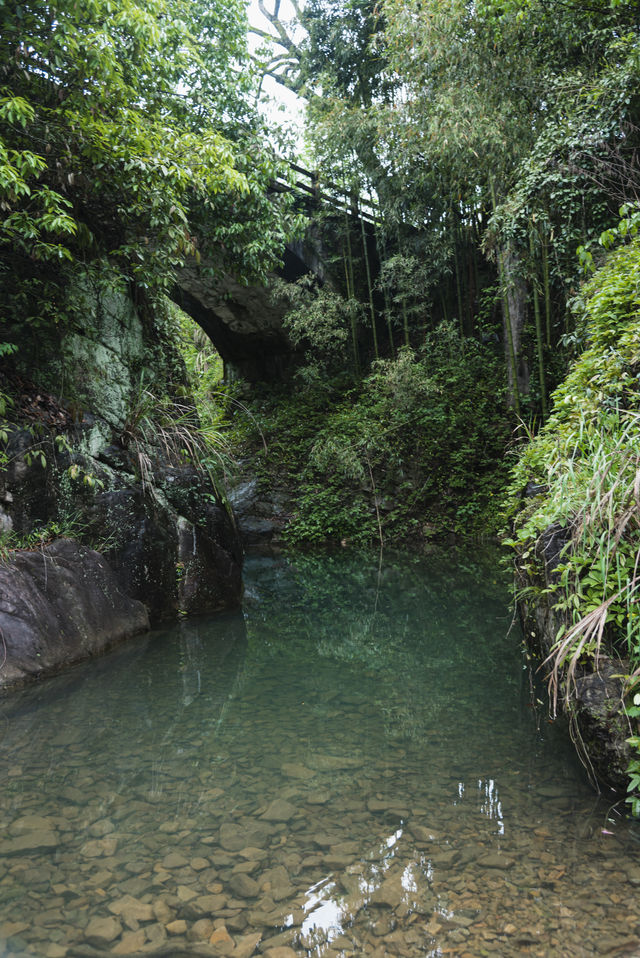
[[171, 243, 312, 382], [171, 166, 381, 381]]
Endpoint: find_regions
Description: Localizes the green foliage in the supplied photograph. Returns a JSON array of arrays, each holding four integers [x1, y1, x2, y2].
[[506, 231, 640, 618], [66, 461, 105, 491], [287, 482, 374, 543], [258, 0, 639, 413], [272, 276, 360, 381], [376, 251, 448, 341], [120, 372, 230, 494], [0, 0, 296, 332], [172, 306, 226, 430], [0, 514, 85, 562], [627, 734, 640, 818], [300, 0, 394, 107], [286, 0, 640, 411], [230, 323, 510, 546], [506, 215, 640, 810]]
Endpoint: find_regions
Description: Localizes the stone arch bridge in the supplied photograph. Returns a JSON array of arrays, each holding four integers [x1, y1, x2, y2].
[[171, 165, 379, 381]]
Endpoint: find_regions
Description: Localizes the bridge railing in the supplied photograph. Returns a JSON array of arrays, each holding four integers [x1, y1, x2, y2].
[[271, 162, 381, 225]]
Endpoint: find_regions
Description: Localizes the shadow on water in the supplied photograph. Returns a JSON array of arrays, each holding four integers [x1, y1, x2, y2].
[[0, 547, 639, 957]]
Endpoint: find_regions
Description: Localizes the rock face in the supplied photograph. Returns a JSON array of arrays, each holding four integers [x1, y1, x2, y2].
[[0, 271, 243, 685], [573, 660, 632, 791], [83, 464, 243, 621], [0, 538, 149, 688], [228, 478, 293, 549], [2, 427, 243, 623]]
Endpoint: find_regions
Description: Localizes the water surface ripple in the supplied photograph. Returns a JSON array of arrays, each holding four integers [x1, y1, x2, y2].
[[1, 549, 639, 957]]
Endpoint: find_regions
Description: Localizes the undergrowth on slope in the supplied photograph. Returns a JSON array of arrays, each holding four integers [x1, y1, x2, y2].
[[225, 322, 511, 546]]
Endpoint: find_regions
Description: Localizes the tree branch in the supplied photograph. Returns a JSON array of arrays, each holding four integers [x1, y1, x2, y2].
[[256, 0, 302, 57]]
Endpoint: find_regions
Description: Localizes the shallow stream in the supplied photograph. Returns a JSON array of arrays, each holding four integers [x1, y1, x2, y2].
[[1, 549, 639, 957]]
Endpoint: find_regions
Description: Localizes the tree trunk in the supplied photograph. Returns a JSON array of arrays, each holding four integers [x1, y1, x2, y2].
[[499, 244, 530, 411], [529, 229, 547, 420], [360, 216, 378, 360], [489, 179, 529, 411]]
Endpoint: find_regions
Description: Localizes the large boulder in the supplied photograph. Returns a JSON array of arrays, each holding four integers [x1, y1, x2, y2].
[[0, 539, 149, 689], [91, 466, 243, 620], [0, 431, 243, 624], [228, 476, 293, 548]]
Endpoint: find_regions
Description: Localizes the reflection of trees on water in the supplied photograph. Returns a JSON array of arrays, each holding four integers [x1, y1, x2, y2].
[[175, 614, 248, 711], [240, 549, 526, 746], [0, 611, 249, 789]]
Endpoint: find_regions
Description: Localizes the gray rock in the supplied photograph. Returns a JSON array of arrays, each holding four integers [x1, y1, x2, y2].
[[181, 894, 227, 919], [409, 824, 440, 843], [281, 763, 315, 780], [229, 873, 260, 899], [80, 837, 117, 858], [260, 799, 297, 823], [232, 932, 262, 958], [0, 540, 149, 689], [3, 829, 59, 855], [477, 852, 515, 869], [84, 915, 122, 945], [108, 895, 155, 923], [429, 849, 460, 868], [370, 876, 404, 909], [188, 918, 215, 941], [162, 852, 189, 869], [313, 754, 363, 771], [257, 930, 298, 952], [220, 823, 272, 852]]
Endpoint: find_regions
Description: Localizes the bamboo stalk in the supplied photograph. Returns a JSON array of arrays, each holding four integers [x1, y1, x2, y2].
[[541, 228, 552, 347], [360, 214, 379, 360], [342, 239, 360, 375], [490, 179, 520, 415], [530, 227, 547, 420], [375, 223, 395, 357], [393, 226, 411, 347], [498, 249, 521, 416], [453, 220, 464, 337], [467, 238, 476, 338], [440, 289, 448, 324]]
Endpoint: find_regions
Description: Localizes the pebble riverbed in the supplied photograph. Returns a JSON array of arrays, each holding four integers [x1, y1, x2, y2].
[[1, 550, 639, 958]]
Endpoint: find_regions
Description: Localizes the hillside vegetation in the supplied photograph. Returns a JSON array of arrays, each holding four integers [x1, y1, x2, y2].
[[506, 209, 640, 810]]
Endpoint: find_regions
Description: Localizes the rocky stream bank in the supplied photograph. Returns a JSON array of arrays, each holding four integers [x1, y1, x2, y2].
[[515, 519, 633, 800], [0, 276, 242, 689]]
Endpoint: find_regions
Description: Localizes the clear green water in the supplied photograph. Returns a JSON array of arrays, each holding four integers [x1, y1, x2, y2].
[[1, 549, 639, 958]]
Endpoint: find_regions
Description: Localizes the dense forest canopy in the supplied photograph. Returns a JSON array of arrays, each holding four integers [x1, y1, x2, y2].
[[1, 0, 638, 530], [3, 0, 638, 377], [0, 0, 297, 335], [255, 0, 639, 412]]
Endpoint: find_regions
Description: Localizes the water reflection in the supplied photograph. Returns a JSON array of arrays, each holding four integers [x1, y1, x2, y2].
[[0, 549, 639, 957]]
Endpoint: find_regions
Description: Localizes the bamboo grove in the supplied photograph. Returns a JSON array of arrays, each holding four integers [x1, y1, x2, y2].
[[255, 0, 640, 416]]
